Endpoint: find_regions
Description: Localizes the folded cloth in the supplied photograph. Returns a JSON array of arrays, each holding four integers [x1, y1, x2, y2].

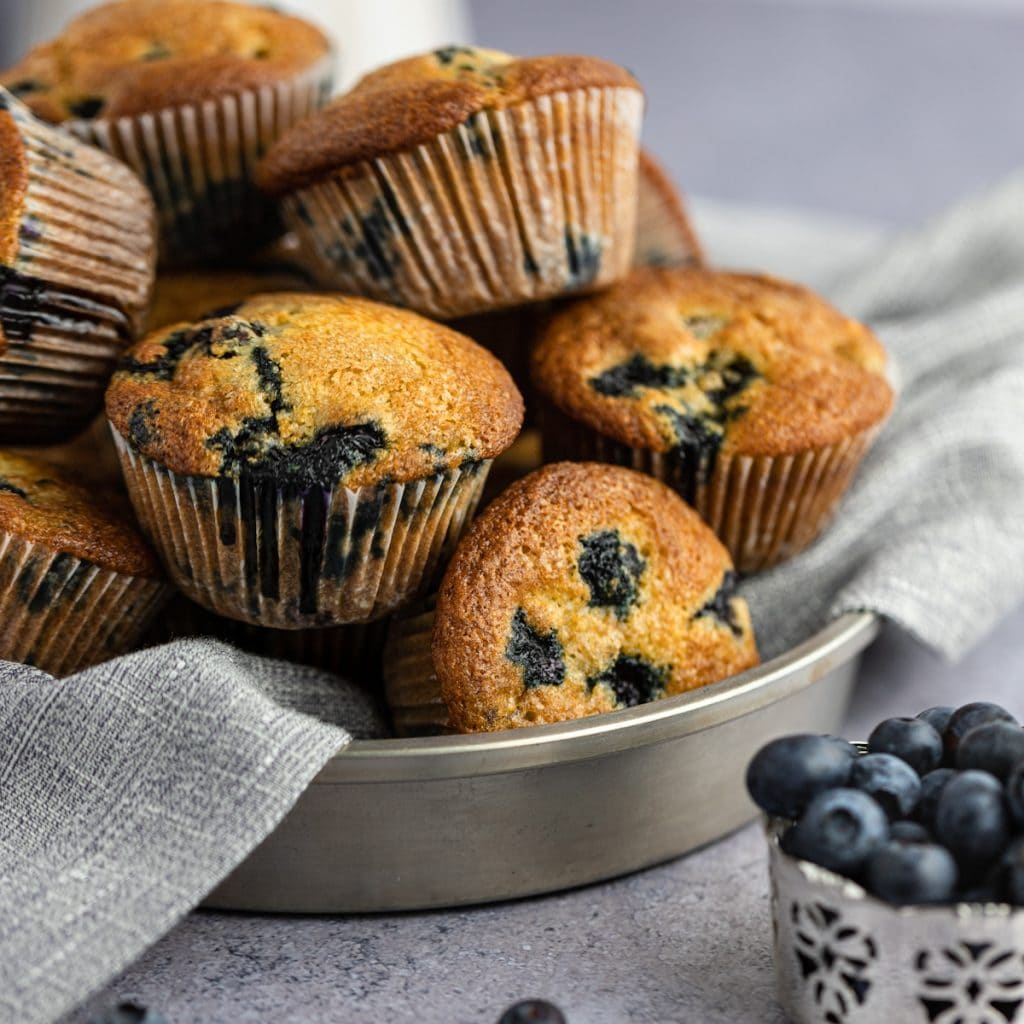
[[734, 173, 1024, 659], [0, 642, 379, 1024], [5, 174, 1024, 1024]]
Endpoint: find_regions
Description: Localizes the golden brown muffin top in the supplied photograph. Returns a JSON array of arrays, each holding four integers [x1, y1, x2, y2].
[[635, 148, 704, 269], [0, 102, 27, 269], [0, 0, 330, 123], [149, 268, 312, 331], [257, 46, 641, 194], [433, 461, 759, 733], [0, 449, 162, 576], [532, 267, 893, 461], [106, 292, 524, 487]]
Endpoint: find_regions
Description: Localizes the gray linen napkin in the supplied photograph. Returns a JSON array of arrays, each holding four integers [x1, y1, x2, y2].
[[5, 172, 1024, 1024]]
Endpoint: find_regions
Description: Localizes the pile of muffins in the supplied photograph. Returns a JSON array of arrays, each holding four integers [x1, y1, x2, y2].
[[0, 0, 893, 734]]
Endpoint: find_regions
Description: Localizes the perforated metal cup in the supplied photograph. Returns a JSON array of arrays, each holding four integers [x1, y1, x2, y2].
[[768, 817, 1024, 1024]]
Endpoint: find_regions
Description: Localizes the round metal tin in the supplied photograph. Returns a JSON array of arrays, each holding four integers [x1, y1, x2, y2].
[[206, 611, 878, 913]]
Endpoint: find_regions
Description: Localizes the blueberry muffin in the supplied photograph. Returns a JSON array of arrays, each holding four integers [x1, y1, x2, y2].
[[635, 148, 703, 268], [0, 449, 169, 675], [0, 88, 155, 444], [256, 46, 644, 318], [531, 268, 893, 572], [105, 292, 524, 627], [384, 461, 759, 734], [2, 0, 333, 263]]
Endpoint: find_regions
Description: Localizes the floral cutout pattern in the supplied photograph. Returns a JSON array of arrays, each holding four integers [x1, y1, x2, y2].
[[915, 941, 1024, 1023], [791, 900, 877, 1023]]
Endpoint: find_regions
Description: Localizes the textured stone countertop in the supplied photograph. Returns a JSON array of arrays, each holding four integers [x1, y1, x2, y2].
[[64, 610, 1024, 1024]]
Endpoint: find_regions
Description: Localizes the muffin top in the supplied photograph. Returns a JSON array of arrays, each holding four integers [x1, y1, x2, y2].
[[257, 46, 641, 194], [106, 292, 524, 488], [0, 449, 161, 577], [433, 461, 759, 733], [634, 148, 703, 269], [149, 268, 311, 331], [0, 0, 330, 123], [0, 98, 28, 270], [532, 267, 892, 462]]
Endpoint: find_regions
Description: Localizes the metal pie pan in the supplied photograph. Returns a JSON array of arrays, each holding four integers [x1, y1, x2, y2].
[[206, 611, 879, 914]]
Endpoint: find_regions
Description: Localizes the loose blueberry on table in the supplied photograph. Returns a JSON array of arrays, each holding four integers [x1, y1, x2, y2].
[[498, 999, 567, 1023], [747, 701, 1024, 905]]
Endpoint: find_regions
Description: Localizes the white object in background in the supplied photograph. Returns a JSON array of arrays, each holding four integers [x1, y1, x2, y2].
[[0, 0, 472, 91]]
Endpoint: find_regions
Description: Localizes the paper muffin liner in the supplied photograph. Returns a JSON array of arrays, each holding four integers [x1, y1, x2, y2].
[[280, 84, 644, 318], [0, 93, 156, 444], [0, 532, 169, 677], [382, 599, 454, 736], [539, 404, 881, 574], [151, 595, 390, 686], [112, 429, 490, 628], [67, 56, 334, 265]]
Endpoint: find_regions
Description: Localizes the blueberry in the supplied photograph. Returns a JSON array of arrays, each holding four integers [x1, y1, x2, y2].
[[957, 721, 1024, 780], [998, 837, 1024, 905], [1005, 760, 1024, 828], [944, 702, 1017, 761], [867, 717, 942, 775], [498, 1000, 567, 1024], [785, 788, 888, 876], [916, 769, 956, 828], [86, 1004, 168, 1024], [889, 820, 931, 843], [865, 840, 958, 904], [849, 753, 921, 819], [916, 705, 955, 737], [934, 770, 1009, 870], [745, 734, 856, 818]]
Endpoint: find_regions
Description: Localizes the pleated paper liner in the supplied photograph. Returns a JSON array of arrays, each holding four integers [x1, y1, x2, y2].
[[0, 532, 170, 677], [280, 84, 644, 319], [112, 430, 491, 628], [67, 55, 334, 265], [150, 594, 391, 687], [383, 598, 454, 736], [539, 404, 880, 574], [0, 90, 156, 444]]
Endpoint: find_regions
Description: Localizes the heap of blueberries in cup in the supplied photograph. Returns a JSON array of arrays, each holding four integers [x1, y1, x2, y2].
[[746, 702, 1024, 905]]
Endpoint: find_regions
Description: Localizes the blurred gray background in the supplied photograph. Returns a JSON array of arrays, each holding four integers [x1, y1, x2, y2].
[[470, 0, 1024, 225]]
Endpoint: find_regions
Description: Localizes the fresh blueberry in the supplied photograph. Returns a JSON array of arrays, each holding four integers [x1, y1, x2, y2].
[[998, 837, 1024, 905], [957, 878, 1002, 904], [865, 840, 958, 904], [868, 717, 943, 775], [785, 788, 888, 876], [1005, 760, 1024, 828], [889, 820, 931, 843], [944, 702, 1017, 761], [498, 1000, 567, 1024], [957, 721, 1024, 780], [934, 770, 1009, 870], [745, 734, 856, 818], [849, 753, 921, 819], [915, 768, 956, 828], [916, 705, 955, 738], [86, 1004, 168, 1024]]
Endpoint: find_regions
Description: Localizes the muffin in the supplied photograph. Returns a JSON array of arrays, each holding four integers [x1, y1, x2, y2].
[[0, 449, 169, 675], [151, 594, 390, 686], [634, 148, 703, 268], [531, 268, 893, 572], [256, 46, 644, 318], [2, 0, 333, 264], [105, 292, 524, 627], [0, 87, 156, 444], [384, 461, 759, 735]]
